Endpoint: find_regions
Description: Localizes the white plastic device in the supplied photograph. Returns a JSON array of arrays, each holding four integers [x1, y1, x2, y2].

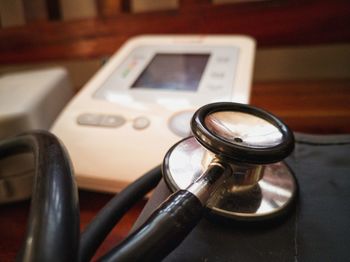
[[0, 67, 73, 203], [51, 35, 255, 192], [0, 67, 73, 139]]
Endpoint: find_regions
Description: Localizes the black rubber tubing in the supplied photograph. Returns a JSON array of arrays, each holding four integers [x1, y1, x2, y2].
[[98, 190, 203, 262], [79, 165, 162, 262], [0, 131, 196, 261], [0, 131, 80, 262]]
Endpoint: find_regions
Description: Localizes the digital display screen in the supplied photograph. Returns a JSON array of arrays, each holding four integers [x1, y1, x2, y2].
[[131, 53, 210, 91]]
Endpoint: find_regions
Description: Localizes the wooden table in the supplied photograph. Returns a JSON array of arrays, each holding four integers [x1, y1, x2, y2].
[[0, 80, 349, 261]]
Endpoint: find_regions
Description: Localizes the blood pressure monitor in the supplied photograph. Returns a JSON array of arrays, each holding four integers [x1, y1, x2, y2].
[[51, 35, 255, 192]]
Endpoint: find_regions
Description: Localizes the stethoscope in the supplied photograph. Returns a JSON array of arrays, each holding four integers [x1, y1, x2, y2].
[[0, 102, 297, 262]]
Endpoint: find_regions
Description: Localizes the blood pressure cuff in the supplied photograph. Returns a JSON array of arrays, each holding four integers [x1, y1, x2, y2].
[[134, 133, 350, 261]]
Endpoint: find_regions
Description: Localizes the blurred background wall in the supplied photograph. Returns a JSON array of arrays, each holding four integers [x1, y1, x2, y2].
[[0, 0, 349, 90]]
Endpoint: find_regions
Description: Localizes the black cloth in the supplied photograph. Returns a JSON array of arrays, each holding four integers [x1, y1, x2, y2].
[[134, 133, 350, 261]]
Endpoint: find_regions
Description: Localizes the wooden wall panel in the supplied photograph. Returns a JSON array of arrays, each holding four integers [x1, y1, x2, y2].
[[0, 0, 349, 63]]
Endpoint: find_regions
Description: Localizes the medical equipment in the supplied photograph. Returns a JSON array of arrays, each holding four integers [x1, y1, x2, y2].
[[0, 68, 73, 203], [0, 67, 73, 140], [51, 35, 255, 192], [0, 102, 297, 261]]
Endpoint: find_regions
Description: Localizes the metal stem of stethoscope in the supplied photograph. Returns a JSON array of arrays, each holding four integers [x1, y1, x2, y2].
[[185, 159, 232, 205]]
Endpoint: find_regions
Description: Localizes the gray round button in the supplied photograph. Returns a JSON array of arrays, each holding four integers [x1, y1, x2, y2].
[[168, 111, 194, 137], [133, 116, 150, 130]]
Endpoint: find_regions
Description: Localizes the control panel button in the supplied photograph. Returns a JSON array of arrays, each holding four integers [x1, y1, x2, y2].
[[77, 113, 126, 128], [216, 57, 230, 63], [100, 115, 126, 127], [207, 84, 223, 91], [169, 111, 194, 138], [133, 116, 150, 130], [133, 54, 146, 60], [77, 114, 104, 126], [211, 72, 225, 79]]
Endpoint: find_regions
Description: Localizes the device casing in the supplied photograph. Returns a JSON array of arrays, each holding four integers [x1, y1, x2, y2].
[[0, 68, 73, 203], [51, 35, 255, 192]]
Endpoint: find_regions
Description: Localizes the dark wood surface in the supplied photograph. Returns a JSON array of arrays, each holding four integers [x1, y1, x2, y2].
[[251, 80, 350, 134], [0, 80, 349, 261], [1, 0, 350, 63]]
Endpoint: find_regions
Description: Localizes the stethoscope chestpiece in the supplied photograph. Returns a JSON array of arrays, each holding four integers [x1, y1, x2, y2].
[[163, 102, 298, 221]]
